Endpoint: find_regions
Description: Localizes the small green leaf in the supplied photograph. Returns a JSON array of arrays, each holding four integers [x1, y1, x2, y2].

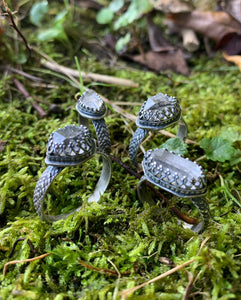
[[96, 8, 113, 24], [115, 33, 131, 52], [160, 137, 188, 156], [220, 128, 241, 143], [29, 1, 48, 26], [37, 23, 67, 41], [200, 137, 235, 162], [109, 0, 124, 12]]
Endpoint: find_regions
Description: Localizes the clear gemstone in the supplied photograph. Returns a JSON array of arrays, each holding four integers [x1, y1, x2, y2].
[[79, 90, 103, 111], [144, 93, 174, 111]]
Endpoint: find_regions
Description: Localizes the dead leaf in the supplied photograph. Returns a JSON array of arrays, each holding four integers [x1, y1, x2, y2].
[[0, 140, 7, 152], [130, 49, 190, 75], [220, 0, 241, 23], [150, 0, 194, 13], [168, 11, 241, 54], [223, 51, 241, 70], [147, 15, 175, 52]]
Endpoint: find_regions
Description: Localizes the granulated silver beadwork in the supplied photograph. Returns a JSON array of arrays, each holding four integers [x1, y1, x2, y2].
[[129, 93, 188, 166], [137, 148, 210, 233], [33, 124, 112, 222], [76, 90, 111, 154]]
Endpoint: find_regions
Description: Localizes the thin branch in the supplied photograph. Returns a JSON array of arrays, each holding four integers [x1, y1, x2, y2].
[[8, 238, 37, 259], [182, 271, 194, 300], [3, 253, 51, 276], [2, 0, 31, 54], [41, 59, 139, 88], [13, 78, 47, 118], [78, 259, 130, 277], [119, 259, 196, 300]]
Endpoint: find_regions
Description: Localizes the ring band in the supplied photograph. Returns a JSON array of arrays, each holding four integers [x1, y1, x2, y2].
[[137, 148, 210, 233], [33, 125, 112, 222], [76, 90, 111, 154], [129, 93, 188, 166]]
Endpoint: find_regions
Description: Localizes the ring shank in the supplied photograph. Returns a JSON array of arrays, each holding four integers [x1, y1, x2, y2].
[[78, 115, 111, 154], [129, 118, 188, 166], [33, 153, 111, 222], [137, 176, 210, 233]]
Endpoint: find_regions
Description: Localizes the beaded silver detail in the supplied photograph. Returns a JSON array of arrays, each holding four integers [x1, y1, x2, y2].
[[142, 148, 207, 197], [45, 125, 96, 166], [76, 90, 106, 119], [137, 93, 181, 129]]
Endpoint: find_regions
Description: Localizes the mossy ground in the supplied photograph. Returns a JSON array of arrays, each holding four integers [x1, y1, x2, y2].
[[0, 2, 241, 299]]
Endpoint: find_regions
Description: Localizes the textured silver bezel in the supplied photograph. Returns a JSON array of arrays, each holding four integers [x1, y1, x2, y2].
[[45, 125, 96, 166], [137, 93, 181, 129], [76, 90, 106, 120], [142, 148, 207, 197]]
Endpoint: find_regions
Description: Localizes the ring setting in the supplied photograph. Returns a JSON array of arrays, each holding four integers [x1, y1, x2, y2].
[[129, 92, 188, 166], [33, 124, 112, 222], [46, 125, 96, 165], [137, 148, 210, 233]]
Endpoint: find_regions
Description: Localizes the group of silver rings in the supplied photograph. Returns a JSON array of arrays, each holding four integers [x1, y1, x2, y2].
[[33, 91, 210, 232]]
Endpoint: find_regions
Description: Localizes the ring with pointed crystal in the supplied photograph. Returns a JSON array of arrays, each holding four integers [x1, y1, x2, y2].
[[76, 90, 111, 154], [33, 125, 112, 222], [129, 92, 188, 166], [137, 148, 210, 233]]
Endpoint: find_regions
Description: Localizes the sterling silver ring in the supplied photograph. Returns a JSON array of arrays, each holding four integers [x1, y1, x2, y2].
[[76, 90, 111, 154], [129, 93, 188, 166], [33, 124, 112, 222], [137, 148, 210, 233]]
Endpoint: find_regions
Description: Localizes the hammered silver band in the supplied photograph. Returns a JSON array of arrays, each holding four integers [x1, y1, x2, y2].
[[33, 154, 111, 222], [137, 148, 210, 233], [129, 93, 188, 166], [76, 90, 111, 154]]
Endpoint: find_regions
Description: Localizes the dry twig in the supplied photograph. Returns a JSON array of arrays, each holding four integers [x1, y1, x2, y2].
[[119, 259, 196, 300], [119, 237, 210, 299], [3, 253, 51, 276], [41, 60, 139, 88], [13, 78, 47, 118], [78, 259, 130, 277], [2, 0, 31, 54]]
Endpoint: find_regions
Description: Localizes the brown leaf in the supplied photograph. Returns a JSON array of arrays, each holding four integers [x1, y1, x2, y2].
[[150, 0, 194, 13], [0, 140, 7, 152], [223, 51, 241, 70], [220, 0, 241, 23], [130, 49, 190, 75], [169, 11, 241, 54], [147, 15, 175, 52]]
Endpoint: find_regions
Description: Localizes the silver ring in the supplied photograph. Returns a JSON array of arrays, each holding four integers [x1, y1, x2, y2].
[[137, 148, 210, 233], [33, 125, 112, 222], [76, 90, 111, 154], [129, 93, 188, 166]]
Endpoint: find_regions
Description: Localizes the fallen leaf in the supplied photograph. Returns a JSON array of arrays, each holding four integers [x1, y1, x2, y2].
[[129, 49, 190, 75], [147, 15, 175, 52], [168, 11, 241, 54], [0, 140, 7, 152], [150, 0, 194, 13], [223, 51, 241, 70], [220, 0, 241, 23]]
